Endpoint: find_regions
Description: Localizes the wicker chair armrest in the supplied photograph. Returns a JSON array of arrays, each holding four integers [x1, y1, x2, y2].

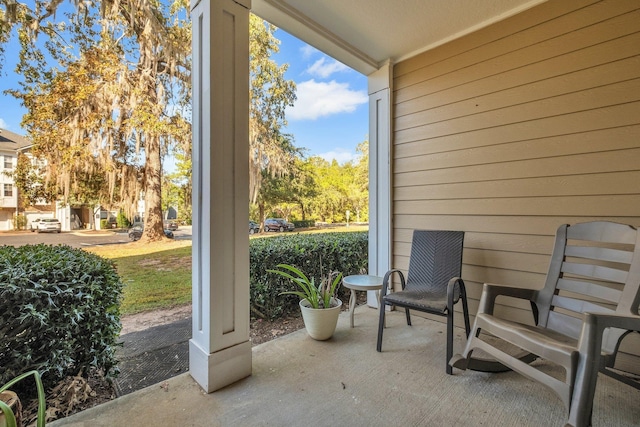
[[447, 277, 466, 305], [381, 269, 405, 297]]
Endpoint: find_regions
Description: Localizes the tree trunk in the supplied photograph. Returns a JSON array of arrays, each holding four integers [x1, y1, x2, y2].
[[142, 134, 166, 241], [299, 202, 306, 220], [182, 185, 191, 222], [258, 202, 265, 232]]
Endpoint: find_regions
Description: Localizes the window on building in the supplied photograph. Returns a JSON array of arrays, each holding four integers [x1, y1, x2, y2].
[[3, 156, 13, 169], [3, 184, 13, 197]]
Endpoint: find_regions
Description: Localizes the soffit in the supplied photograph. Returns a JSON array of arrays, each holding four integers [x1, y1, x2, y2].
[[252, 0, 547, 75]]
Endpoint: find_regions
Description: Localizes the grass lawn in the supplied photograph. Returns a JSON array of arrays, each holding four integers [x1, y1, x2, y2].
[[86, 240, 192, 315], [86, 225, 368, 315]]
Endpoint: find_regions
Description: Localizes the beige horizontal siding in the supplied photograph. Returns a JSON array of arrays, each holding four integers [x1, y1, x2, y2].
[[395, 101, 640, 147], [395, 147, 640, 186], [395, 172, 640, 201], [394, 12, 638, 102], [396, 195, 639, 217], [394, 0, 606, 78], [391, 0, 640, 371], [395, 2, 640, 97], [395, 232, 555, 256], [395, 54, 640, 128], [394, 215, 640, 237], [394, 125, 640, 164]]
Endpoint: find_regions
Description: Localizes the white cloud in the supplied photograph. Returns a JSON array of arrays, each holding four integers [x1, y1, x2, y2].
[[306, 57, 349, 79], [0, 118, 7, 129], [287, 79, 367, 121], [319, 148, 356, 164], [300, 44, 318, 59]]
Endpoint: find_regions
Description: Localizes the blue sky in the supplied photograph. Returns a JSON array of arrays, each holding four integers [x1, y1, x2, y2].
[[0, 53, 24, 135], [0, 21, 368, 164], [274, 29, 368, 163]]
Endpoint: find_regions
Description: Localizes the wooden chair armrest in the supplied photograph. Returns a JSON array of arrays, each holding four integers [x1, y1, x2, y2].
[[478, 283, 537, 315], [577, 312, 640, 357], [582, 312, 640, 335]]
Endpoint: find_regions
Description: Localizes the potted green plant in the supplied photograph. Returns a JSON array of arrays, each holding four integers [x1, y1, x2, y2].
[[0, 370, 46, 427], [269, 264, 343, 340]]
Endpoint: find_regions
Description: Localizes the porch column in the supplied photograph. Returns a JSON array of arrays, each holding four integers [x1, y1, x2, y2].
[[367, 61, 393, 307], [189, 0, 252, 392]]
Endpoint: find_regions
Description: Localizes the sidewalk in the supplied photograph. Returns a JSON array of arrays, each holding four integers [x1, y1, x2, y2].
[[114, 318, 191, 395], [71, 229, 117, 236]]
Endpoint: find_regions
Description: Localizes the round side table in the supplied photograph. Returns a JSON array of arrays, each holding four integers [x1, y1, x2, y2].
[[342, 275, 383, 328]]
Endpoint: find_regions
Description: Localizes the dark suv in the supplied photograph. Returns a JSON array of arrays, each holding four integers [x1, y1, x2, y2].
[[264, 218, 294, 232]]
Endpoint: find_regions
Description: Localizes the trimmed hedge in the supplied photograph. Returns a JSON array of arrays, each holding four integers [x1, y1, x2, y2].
[[250, 231, 368, 319], [0, 244, 123, 391], [292, 220, 315, 228]]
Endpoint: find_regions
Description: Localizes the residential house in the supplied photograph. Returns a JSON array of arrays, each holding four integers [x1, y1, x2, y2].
[[187, 0, 640, 396], [0, 128, 92, 231], [0, 129, 31, 231]]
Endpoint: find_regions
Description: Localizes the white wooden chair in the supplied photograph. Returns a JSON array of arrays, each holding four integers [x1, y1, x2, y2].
[[450, 221, 640, 427]]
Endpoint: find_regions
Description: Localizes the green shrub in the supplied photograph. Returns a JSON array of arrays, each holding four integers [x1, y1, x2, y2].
[[0, 244, 123, 392], [13, 214, 27, 230], [250, 231, 368, 319], [292, 220, 315, 228], [116, 210, 130, 229], [100, 219, 109, 230]]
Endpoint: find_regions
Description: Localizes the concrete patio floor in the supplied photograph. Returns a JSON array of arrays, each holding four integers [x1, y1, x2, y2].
[[51, 308, 639, 426]]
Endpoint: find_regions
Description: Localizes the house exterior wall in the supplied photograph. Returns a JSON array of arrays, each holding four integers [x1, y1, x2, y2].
[[0, 151, 18, 230], [391, 0, 640, 372]]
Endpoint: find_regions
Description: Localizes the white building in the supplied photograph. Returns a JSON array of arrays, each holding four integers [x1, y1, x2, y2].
[[0, 129, 31, 231], [0, 129, 97, 231]]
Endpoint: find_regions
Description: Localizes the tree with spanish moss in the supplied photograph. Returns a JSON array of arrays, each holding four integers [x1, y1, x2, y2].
[[2, 0, 191, 240], [2, 3, 299, 238], [249, 14, 297, 202]]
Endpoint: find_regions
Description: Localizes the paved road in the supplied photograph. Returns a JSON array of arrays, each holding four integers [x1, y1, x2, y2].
[[0, 226, 192, 248]]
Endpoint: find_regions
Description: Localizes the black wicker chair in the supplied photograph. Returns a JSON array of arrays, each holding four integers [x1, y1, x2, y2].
[[376, 230, 471, 375]]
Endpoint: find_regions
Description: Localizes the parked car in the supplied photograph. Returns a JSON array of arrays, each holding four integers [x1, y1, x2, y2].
[[264, 218, 295, 232], [128, 224, 175, 241], [30, 218, 62, 233], [164, 220, 179, 231], [249, 220, 260, 235], [28, 218, 42, 232]]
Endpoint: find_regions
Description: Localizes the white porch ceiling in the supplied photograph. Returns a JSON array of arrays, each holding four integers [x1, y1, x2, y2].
[[252, 0, 547, 75]]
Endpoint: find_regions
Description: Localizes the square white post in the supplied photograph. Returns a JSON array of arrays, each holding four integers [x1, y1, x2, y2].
[[189, 0, 252, 393], [367, 62, 393, 307]]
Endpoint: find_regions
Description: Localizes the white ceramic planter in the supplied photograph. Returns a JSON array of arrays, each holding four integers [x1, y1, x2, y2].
[[299, 298, 342, 340]]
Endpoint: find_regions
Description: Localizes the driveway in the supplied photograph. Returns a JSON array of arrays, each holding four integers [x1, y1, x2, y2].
[[0, 226, 192, 248]]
